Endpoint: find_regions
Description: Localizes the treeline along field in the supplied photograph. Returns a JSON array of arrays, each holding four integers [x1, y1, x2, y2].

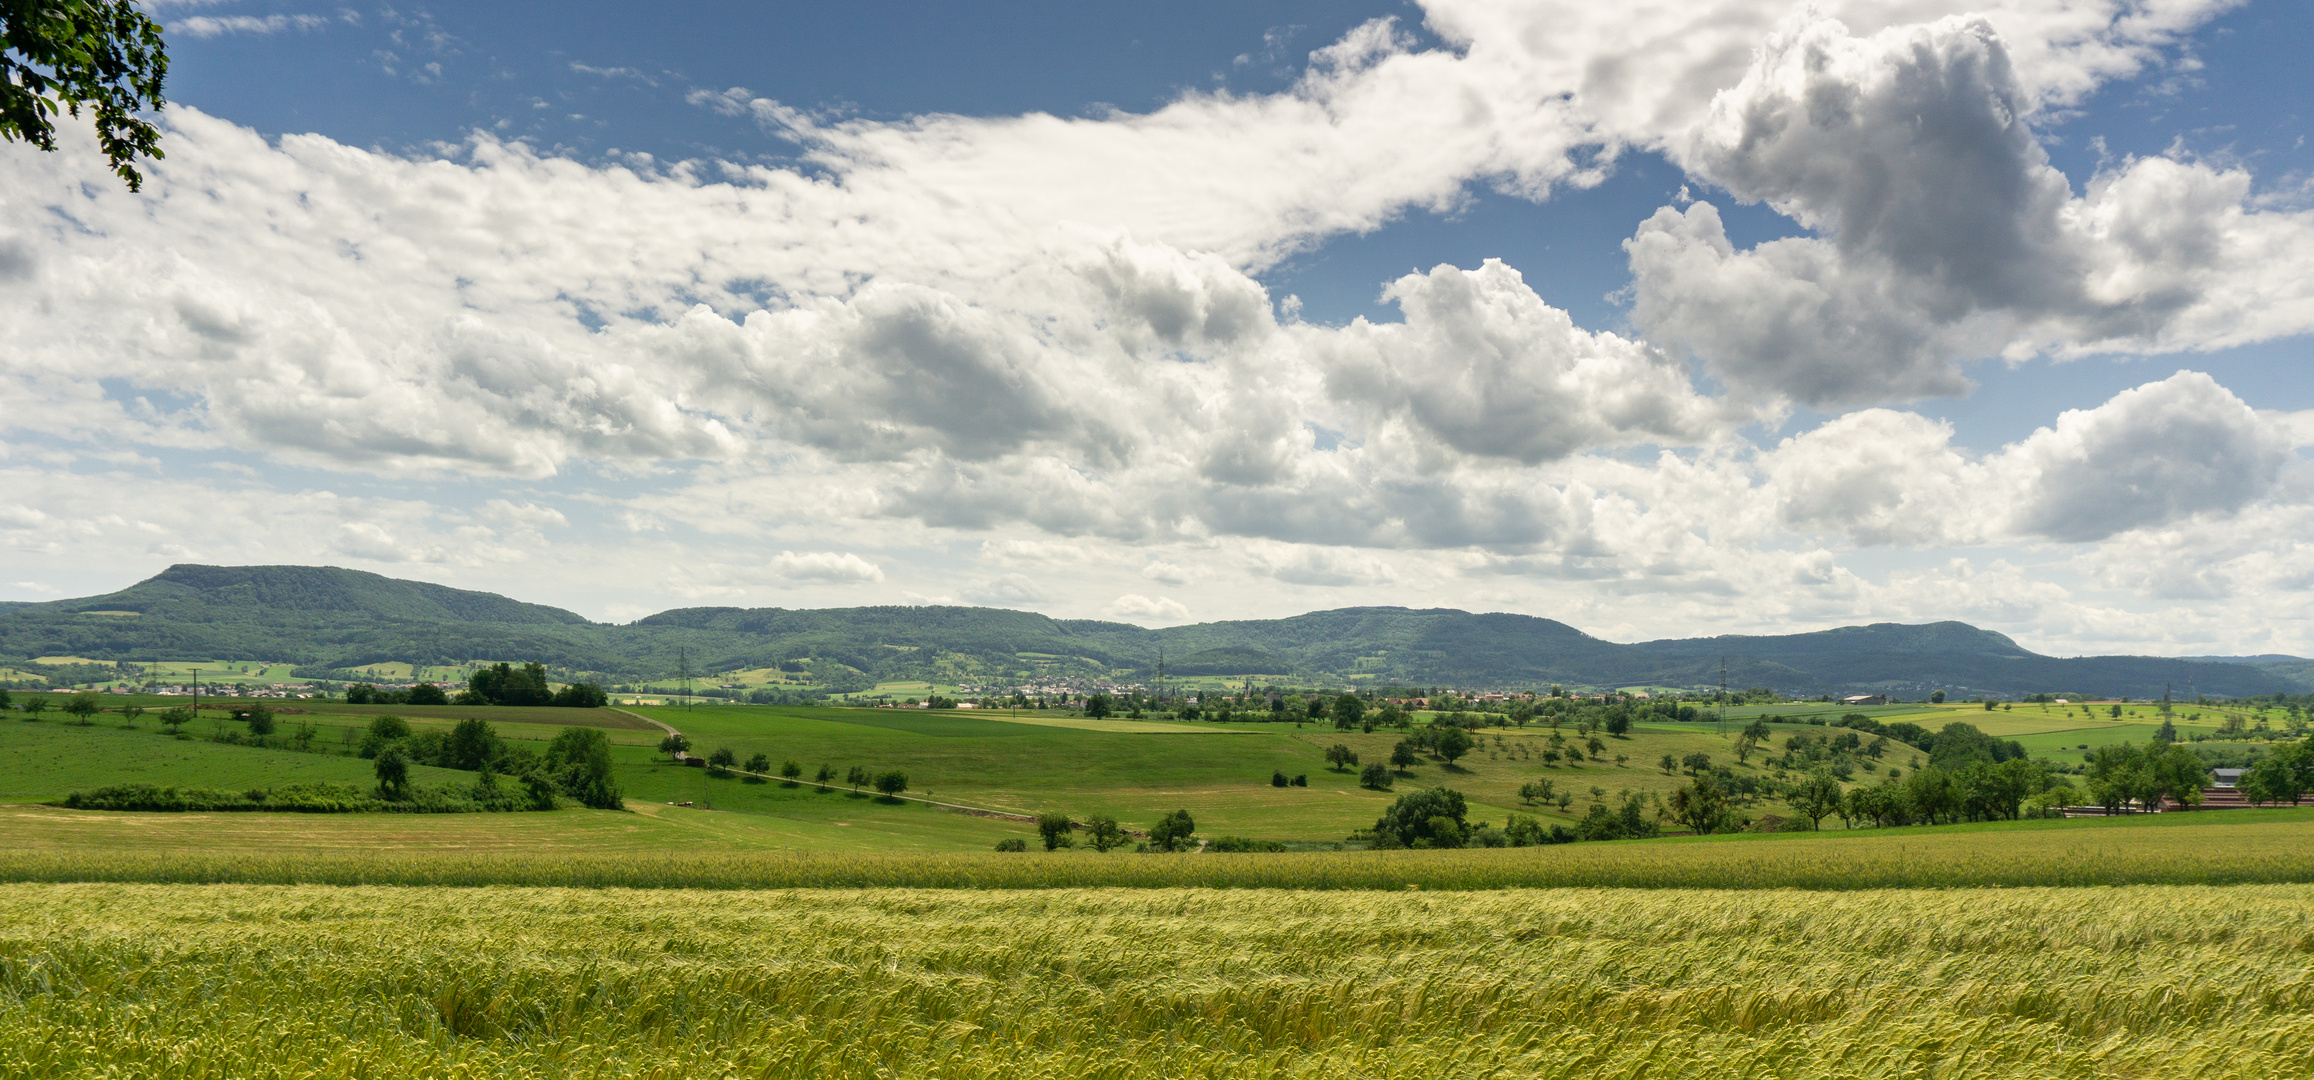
[[0, 882, 2307, 1079]]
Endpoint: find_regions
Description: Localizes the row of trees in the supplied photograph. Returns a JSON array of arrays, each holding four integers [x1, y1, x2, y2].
[[1000, 809, 1195, 853], [654, 735, 911, 796], [344, 663, 608, 708]]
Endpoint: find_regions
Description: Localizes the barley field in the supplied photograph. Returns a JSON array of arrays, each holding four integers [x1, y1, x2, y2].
[[4, 808, 2311, 889], [1, 882, 2307, 1079]]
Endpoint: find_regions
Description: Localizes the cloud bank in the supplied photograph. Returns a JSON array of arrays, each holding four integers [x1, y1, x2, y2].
[[3, 0, 2311, 655]]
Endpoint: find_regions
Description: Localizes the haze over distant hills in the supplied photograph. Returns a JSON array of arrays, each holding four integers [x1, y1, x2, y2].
[[0, 564, 2302, 699]]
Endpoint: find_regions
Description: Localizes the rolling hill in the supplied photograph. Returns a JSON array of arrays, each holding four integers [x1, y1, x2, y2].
[[0, 564, 2302, 698]]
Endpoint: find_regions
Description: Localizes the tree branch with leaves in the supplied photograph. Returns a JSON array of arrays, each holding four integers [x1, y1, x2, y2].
[[2, 0, 168, 189]]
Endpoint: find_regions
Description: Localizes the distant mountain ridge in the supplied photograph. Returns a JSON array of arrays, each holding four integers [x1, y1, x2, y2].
[[0, 564, 2302, 698]]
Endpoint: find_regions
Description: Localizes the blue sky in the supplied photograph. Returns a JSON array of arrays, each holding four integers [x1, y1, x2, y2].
[[3, 0, 2313, 655]]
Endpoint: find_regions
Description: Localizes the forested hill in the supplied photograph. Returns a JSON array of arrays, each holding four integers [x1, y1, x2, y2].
[[0, 564, 2303, 697]]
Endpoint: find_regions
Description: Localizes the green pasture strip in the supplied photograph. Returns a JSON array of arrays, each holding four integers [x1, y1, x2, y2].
[[0, 721, 468, 803], [2, 810, 2309, 889]]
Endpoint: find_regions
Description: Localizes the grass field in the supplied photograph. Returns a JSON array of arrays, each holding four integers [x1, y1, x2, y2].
[[0, 720, 471, 802], [13, 695, 2304, 850], [0, 881, 2307, 1078], [620, 704, 1868, 839]]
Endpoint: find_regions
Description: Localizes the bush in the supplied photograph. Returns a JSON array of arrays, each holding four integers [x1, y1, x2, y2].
[[993, 838, 1028, 852], [1204, 836, 1288, 853], [57, 782, 554, 814], [1368, 788, 1468, 849], [368, 715, 411, 740], [545, 727, 624, 810], [1290, 774, 1307, 787], [1270, 770, 1289, 787]]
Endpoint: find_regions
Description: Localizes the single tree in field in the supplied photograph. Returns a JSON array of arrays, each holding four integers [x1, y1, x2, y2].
[[374, 745, 411, 799], [21, 696, 49, 720], [1389, 741, 1421, 776], [1332, 694, 1364, 731], [1682, 751, 1711, 776], [814, 764, 835, 789], [0, 0, 170, 190], [1084, 693, 1113, 719], [1554, 791, 1574, 813], [657, 732, 691, 761], [1147, 809, 1196, 851], [158, 706, 191, 734], [1585, 735, 1606, 760], [1325, 743, 1359, 772], [873, 770, 909, 797], [1359, 762, 1393, 790], [1083, 814, 1124, 852], [1783, 770, 1844, 830], [241, 703, 275, 737], [1658, 753, 1678, 775], [120, 703, 143, 727], [1432, 725, 1473, 765], [707, 747, 736, 777], [1517, 779, 1554, 806], [62, 691, 101, 725], [774, 757, 798, 781], [1036, 810, 1074, 850], [846, 765, 870, 792]]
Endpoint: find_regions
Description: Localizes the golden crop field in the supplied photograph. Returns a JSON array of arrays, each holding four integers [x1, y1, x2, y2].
[[3, 808, 2312, 889], [0, 882, 2307, 1079]]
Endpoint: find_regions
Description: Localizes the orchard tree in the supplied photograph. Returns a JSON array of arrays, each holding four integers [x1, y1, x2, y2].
[[62, 691, 101, 725], [1036, 810, 1074, 850], [657, 732, 691, 760], [1783, 770, 1845, 830], [873, 770, 908, 796], [1083, 814, 1125, 852], [1359, 762, 1393, 790], [1147, 809, 1196, 851], [1324, 743, 1359, 772], [1432, 725, 1473, 765], [1667, 776, 1731, 835]]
